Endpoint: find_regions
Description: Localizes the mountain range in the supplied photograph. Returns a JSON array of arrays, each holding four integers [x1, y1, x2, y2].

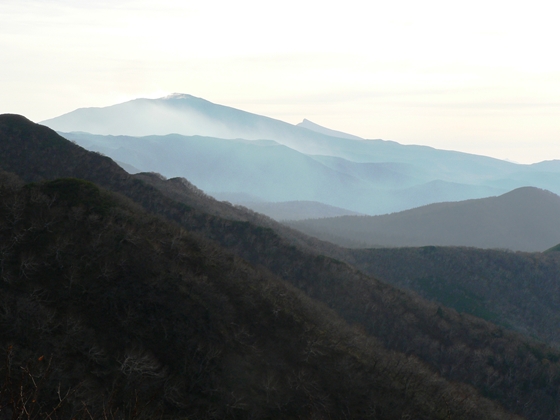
[[287, 187, 560, 251], [42, 94, 560, 216], [4, 113, 560, 419]]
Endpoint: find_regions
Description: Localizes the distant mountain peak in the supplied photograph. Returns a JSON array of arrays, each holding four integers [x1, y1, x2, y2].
[[297, 118, 363, 140], [162, 93, 200, 101], [39, 95, 372, 156], [289, 185, 560, 252]]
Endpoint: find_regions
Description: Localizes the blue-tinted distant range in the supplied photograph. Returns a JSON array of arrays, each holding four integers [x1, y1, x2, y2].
[[288, 187, 560, 252], [42, 94, 560, 218]]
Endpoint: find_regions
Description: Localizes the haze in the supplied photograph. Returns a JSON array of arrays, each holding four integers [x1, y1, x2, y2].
[[1, 0, 559, 163]]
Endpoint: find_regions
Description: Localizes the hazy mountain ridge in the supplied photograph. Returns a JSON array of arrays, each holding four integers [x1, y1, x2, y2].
[[60, 131, 368, 207], [233, 200, 363, 221], [296, 118, 363, 140], [61, 130, 560, 215], [45, 94, 560, 216], [3, 114, 560, 419], [41, 94, 371, 159], [288, 187, 560, 252]]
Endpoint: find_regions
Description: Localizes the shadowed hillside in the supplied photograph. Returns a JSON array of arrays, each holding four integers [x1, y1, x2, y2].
[[1, 176, 521, 419], [546, 243, 560, 253], [2, 114, 560, 419], [288, 187, 560, 252], [344, 246, 560, 345]]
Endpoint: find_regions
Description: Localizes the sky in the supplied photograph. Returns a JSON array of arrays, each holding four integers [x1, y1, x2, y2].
[[1, 0, 559, 163]]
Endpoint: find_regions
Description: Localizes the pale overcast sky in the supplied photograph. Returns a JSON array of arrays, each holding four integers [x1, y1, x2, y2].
[[1, 0, 559, 163]]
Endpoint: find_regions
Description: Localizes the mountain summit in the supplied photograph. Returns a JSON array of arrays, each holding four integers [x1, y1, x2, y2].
[[296, 118, 363, 140], [40, 94, 368, 157]]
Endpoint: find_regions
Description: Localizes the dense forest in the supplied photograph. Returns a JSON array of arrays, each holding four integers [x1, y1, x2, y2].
[[1, 114, 560, 419], [345, 247, 560, 345], [2, 175, 520, 419]]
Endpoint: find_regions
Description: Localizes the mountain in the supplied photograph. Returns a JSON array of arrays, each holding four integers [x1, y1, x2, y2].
[[60, 130, 560, 215], [234, 200, 362, 221], [296, 118, 363, 140], [40, 93, 370, 159], [4, 175, 517, 420], [62, 131, 455, 214], [343, 246, 560, 345], [43, 94, 560, 216], [288, 187, 560, 252], [40, 94, 518, 172], [59, 132, 369, 207], [3, 114, 560, 419]]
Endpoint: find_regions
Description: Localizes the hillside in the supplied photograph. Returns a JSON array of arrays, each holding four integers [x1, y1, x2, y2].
[[3, 114, 560, 419], [344, 246, 560, 345], [137, 172, 560, 350], [546, 243, 560, 253], [288, 187, 560, 252], [233, 200, 362, 221], [1, 176, 521, 419]]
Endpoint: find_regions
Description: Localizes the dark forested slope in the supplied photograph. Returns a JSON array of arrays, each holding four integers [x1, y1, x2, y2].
[[2, 114, 560, 419], [1, 176, 519, 419], [345, 247, 560, 345]]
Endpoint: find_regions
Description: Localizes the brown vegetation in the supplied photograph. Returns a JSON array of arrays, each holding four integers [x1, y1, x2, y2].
[[0, 177, 517, 419], [346, 246, 560, 345], [1, 114, 560, 418]]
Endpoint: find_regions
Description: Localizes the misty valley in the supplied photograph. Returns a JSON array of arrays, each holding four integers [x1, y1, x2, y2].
[[1, 95, 560, 419]]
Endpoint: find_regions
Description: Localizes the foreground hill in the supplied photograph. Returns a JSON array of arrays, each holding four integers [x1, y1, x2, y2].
[[2, 176, 520, 419], [2, 114, 560, 419], [288, 187, 560, 252], [43, 94, 560, 215]]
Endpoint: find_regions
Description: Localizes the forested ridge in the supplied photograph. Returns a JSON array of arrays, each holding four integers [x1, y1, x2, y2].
[[1, 114, 560, 418], [0, 176, 518, 419], [345, 247, 560, 345]]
